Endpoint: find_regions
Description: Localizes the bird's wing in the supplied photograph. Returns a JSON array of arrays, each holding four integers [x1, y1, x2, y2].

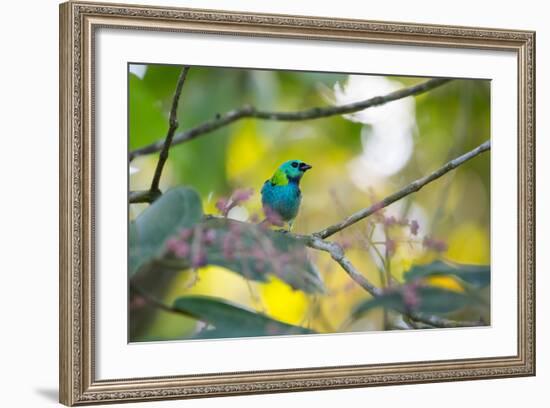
[[260, 180, 271, 202]]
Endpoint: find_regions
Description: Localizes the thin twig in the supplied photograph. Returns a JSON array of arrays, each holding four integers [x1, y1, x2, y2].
[[149, 66, 191, 197], [129, 78, 452, 160], [382, 226, 391, 330], [366, 225, 390, 287], [314, 140, 491, 239]]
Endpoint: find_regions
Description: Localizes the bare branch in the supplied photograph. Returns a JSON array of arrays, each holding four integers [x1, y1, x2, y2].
[[129, 189, 161, 204], [129, 77, 452, 160], [305, 236, 382, 297], [314, 140, 491, 239], [408, 311, 483, 328], [303, 235, 483, 328], [149, 66, 191, 196]]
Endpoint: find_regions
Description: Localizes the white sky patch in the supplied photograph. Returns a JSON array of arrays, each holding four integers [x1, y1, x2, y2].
[[332, 75, 415, 126], [129, 64, 147, 79], [329, 75, 417, 188]]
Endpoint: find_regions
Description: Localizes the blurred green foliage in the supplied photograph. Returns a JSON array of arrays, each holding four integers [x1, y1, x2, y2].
[[174, 295, 316, 339], [129, 64, 491, 342]]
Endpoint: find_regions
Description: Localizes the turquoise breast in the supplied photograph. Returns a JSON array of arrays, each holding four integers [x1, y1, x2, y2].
[[261, 181, 302, 222]]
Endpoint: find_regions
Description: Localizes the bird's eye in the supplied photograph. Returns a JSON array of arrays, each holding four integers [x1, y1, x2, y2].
[[291, 161, 298, 168]]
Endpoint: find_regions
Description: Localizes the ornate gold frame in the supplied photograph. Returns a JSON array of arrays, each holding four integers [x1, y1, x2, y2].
[[59, 1, 535, 405]]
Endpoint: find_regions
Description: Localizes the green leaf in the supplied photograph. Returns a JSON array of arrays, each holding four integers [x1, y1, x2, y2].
[[129, 187, 203, 276], [403, 260, 490, 288], [198, 218, 325, 294], [173, 295, 315, 339], [352, 286, 473, 318]]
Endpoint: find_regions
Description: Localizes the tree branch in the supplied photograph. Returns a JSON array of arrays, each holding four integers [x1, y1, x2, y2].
[[408, 310, 483, 328], [129, 77, 452, 161], [314, 140, 491, 239], [129, 189, 162, 204], [303, 235, 483, 328], [143, 66, 190, 201], [306, 236, 382, 297]]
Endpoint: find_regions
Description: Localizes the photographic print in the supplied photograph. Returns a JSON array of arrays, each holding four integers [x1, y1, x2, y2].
[[128, 64, 491, 343], [60, 3, 535, 404]]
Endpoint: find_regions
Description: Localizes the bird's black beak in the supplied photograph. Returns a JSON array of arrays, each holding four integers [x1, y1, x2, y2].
[[299, 162, 312, 172]]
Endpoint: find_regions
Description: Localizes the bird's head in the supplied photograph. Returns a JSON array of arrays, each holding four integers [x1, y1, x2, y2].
[[271, 160, 312, 185]]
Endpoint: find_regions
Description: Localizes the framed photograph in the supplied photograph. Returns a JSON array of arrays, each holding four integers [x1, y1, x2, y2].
[[59, 1, 535, 405]]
